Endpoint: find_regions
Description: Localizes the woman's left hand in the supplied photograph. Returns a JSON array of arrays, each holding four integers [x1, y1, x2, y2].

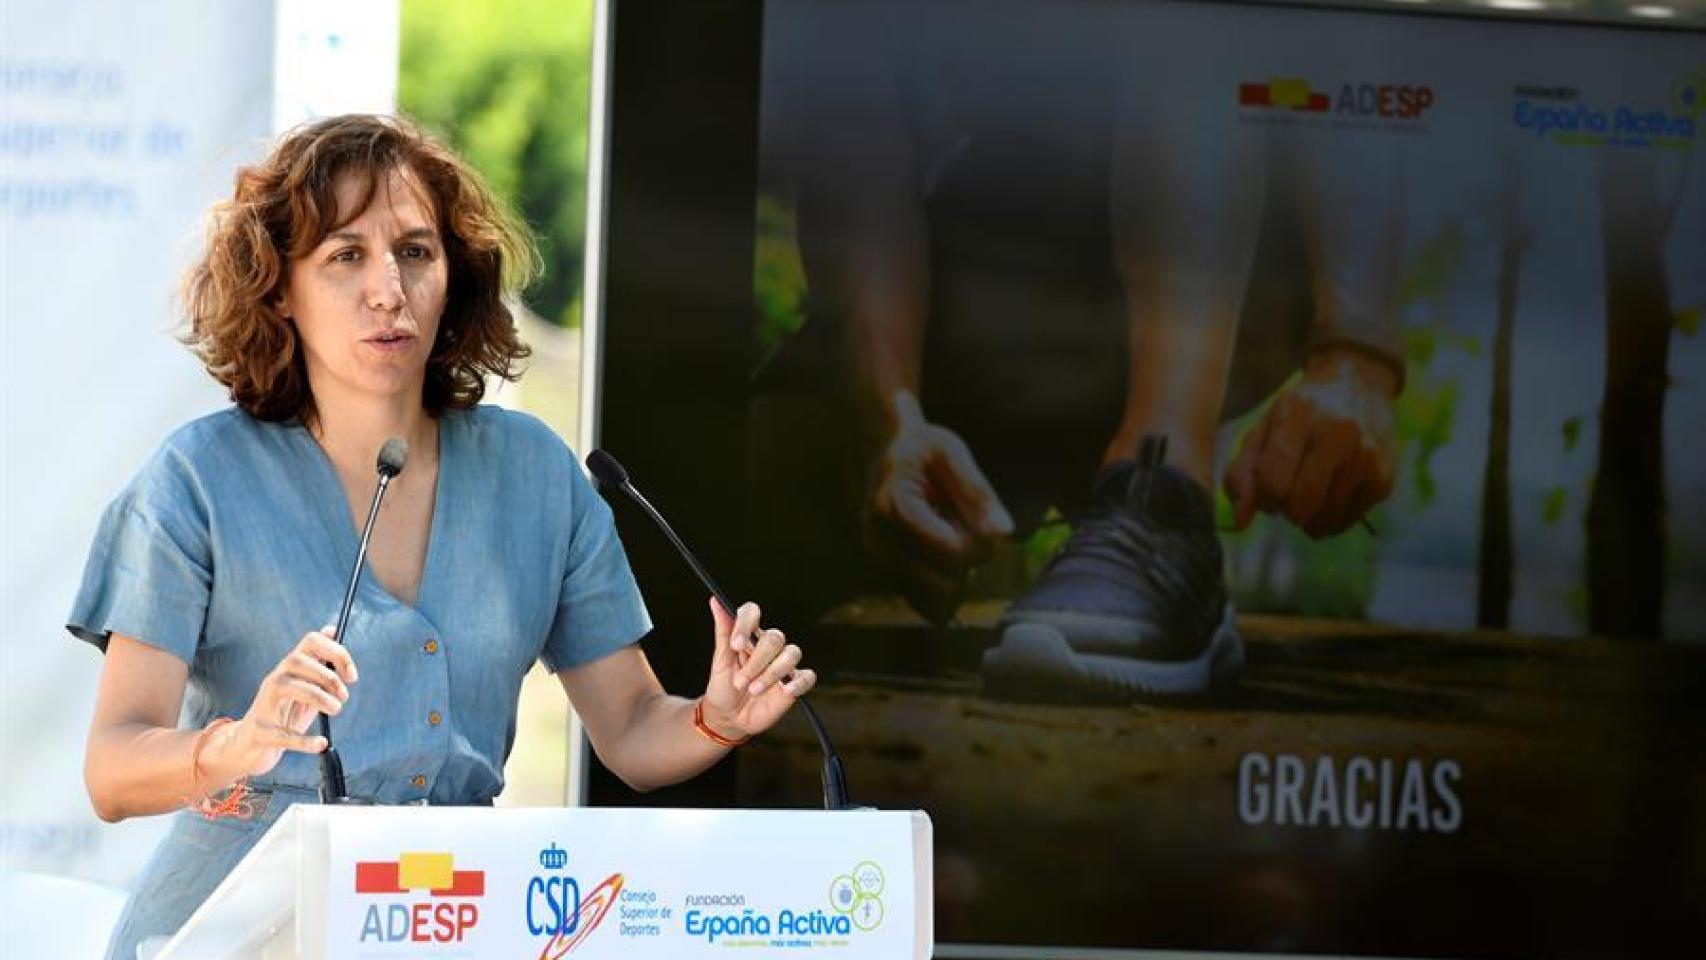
[[700, 598, 816, 742]]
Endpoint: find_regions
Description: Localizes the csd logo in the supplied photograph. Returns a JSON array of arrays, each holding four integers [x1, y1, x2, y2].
[[526, 843, 582, 937]]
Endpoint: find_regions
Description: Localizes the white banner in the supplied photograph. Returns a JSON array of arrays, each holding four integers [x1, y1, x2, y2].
[[321, 807, 926, 959], [1, 0, 399, 900], [0, 0, 276, 889]]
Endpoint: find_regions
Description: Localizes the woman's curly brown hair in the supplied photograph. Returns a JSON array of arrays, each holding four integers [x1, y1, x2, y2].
[[183, 114, 536, 421]]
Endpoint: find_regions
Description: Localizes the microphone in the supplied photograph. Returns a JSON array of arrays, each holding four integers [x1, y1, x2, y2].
[[319, 437, 408, 804], [586, 449, 852, 811]]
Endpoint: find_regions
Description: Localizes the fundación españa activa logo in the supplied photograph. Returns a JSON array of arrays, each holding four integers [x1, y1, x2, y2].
[[354, 852, 485, 944], [829, 860, 886, 933], [1510, 72, 1700, 149]]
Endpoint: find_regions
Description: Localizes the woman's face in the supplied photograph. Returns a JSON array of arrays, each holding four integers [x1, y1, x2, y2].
[[281, 166, 449, 410]]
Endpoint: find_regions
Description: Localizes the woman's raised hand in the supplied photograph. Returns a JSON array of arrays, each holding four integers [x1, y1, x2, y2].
[[216, 628, 358, 777], [699, 600, 816, 743]]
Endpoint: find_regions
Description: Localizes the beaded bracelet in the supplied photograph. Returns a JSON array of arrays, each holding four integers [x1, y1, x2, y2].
[[692, 699, 749, 749], [186, 717, 254, 821]]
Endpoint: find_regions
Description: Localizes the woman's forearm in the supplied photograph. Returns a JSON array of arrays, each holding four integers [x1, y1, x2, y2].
[[591, 692, 735, 794], [85, 719, 246, 822]]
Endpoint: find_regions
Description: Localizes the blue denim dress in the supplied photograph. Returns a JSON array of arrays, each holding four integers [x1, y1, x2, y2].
[[67, 406, 652, 960]]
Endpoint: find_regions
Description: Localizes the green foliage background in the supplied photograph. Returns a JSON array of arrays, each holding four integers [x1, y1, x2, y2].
[[399, 0, 595, 327]]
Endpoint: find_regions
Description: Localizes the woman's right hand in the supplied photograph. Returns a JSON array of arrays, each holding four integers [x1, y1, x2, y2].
[[208, 628, 358, 780]]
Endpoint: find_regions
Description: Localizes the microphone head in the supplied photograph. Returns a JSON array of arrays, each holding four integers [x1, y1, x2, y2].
[[586, 449, 630, 488], [377, 437, 408, 479]]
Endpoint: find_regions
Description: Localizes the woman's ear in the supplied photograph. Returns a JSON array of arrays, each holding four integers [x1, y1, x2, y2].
[[273, 290, 293, 321]]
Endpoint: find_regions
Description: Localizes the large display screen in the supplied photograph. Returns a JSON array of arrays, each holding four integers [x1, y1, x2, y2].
[[596, 1, 1706, 956]]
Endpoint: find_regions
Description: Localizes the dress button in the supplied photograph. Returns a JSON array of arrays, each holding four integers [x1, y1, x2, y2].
[[428, 710, 442, 726], [424, 639, 439, 654], [411, 774, 426, 788]]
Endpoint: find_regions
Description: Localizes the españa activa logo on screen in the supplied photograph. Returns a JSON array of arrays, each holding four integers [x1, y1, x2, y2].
[[353, 852, 485, 945], [1674, 71, 1704, 119], [1510, 73, 1700, 149]]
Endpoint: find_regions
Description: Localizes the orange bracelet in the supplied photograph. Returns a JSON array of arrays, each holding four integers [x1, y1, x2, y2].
[[186, 717, 253, 821], [692, 699, 749, 749]]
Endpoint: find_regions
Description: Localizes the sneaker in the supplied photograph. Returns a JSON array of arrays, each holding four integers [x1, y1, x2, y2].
[[981, 454, 1244, 700]]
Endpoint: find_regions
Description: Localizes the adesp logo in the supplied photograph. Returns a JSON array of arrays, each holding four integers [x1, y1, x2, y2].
[[354, 852, 484, 944], [1239, 77, 1435, 120], [526, 842, 624, 959]]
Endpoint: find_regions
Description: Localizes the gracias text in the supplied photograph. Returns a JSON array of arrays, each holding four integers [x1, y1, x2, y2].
[[1237, 753, 1462, 832]]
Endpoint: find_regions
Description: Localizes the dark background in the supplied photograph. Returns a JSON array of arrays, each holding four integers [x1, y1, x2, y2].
[[589, 0, 762, 811], [589, 1, 1706, 957]]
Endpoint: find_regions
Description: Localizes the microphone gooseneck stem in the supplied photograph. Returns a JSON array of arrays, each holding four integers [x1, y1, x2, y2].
[[623, 484, 730, 614], [335, 474, 393, 640], [318, 472, 395, 804], [620, 481, 851, 811]]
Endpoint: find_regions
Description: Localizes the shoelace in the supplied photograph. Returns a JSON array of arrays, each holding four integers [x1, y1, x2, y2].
[[1034, 464, 1225, 638]]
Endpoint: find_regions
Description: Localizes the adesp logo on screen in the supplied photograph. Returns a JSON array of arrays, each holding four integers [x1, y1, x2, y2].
[[1238, 77, 1435, 121], [354, 852, 485, 945]]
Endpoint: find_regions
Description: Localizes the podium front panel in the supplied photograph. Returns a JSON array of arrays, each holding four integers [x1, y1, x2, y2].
[[316, 806, 927, 959]]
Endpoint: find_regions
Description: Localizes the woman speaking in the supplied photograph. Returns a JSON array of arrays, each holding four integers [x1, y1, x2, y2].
[[67, 114, 815, 960]]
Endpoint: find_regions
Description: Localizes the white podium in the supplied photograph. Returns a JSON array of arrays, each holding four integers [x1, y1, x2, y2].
[[155, 806, 932, 959]]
